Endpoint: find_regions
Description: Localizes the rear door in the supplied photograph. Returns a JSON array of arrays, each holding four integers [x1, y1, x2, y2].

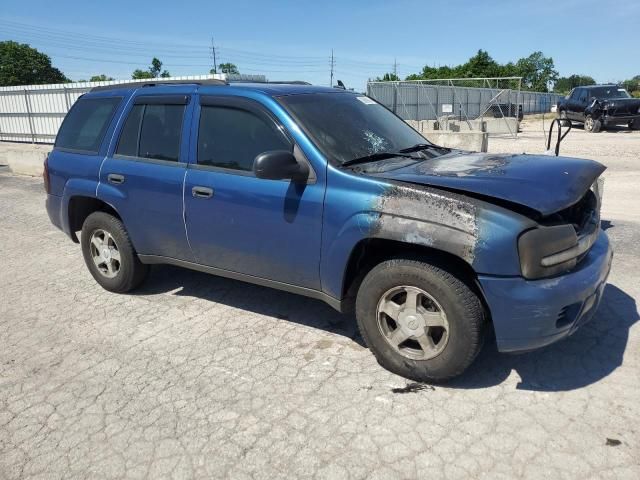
[[183, 95, 324, 289], [98, 92, 194, 261]]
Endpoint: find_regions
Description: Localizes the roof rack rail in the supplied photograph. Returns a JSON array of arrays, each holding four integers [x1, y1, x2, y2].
[[267, 81, 312, 85], [90, 78, 227, 92], [226, 79, 312, 85]]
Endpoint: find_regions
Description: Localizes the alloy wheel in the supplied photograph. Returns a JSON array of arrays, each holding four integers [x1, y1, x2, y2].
[[376, 285, 450, 360], [585, 116, 594, 131], [89, 229, 121, 278]]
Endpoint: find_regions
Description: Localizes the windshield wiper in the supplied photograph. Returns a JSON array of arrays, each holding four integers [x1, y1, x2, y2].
[[341, 151, 415, 168], [399, 143, 447, 153]]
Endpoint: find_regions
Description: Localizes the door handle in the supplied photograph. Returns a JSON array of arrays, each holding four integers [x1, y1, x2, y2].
[[192, 186, 214, 199], [107, 173, 125, 185]]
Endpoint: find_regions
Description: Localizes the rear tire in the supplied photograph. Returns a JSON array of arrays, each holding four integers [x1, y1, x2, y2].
[[629, 120, 640, 131], [584, 114, 601, 133], [355, 258, 485, 383], [81, 212, 149, 293]]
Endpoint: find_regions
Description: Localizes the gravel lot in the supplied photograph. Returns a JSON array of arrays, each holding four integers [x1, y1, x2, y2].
[[1, 120, 639, 479]]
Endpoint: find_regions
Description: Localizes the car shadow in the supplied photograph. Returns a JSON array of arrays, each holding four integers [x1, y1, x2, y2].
[[577, 123, 633, 133], [448, 283, 637, 391], [137, 267, 636, 391], [136, 264, 365, 347], [601, 219, 614, 231]]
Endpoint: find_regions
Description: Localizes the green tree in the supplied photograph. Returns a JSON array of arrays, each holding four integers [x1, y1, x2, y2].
[[0, 41, 68, 86], [553, 75, 596, 93], [375, 72, 400, 81], [132, 57, 170, 79], [622, 75, 640, 94], [218, 62, 239, 74], [515, 51, 558, 92], [89, 74, 114, 82], [458, 50, 502, 78], [405, 50, 502, 80], [131, 69, 154, 79], [405, 50, 559, 92]]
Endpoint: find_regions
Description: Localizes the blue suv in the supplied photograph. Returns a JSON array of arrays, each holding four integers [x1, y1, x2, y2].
[[45, 79, 613, 382]]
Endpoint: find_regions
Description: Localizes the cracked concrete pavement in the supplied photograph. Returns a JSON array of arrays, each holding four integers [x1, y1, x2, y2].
[[1, 121, 639, 479]]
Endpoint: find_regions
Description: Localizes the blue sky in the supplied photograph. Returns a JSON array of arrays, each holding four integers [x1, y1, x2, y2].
[[1, 0, 638, 90]]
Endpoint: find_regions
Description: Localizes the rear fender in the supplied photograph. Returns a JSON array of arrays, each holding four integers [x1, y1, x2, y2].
[[62, 179, 124, 241], [61, 178, 100, 240]]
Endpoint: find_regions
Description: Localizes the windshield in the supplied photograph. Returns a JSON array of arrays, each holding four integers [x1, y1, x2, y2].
[[278, 92, 428, 165], [590, 87, 631, 99]]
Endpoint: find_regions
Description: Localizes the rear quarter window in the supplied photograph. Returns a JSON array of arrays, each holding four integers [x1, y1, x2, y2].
[[55, 97, 121, 153]]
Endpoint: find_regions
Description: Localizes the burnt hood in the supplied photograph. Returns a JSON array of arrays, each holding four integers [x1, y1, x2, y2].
[[367, 152, 605, 216]]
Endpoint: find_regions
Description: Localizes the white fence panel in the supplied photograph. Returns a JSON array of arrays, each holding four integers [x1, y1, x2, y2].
[[0, 74, 265, 144]]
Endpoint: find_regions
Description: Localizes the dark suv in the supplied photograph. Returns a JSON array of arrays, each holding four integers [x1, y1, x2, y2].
[[45, 80, 613, 382], [557, 84, 640, 132]]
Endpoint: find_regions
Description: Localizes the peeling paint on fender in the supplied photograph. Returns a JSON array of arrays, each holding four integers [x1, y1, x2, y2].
[[370, 182, 479, 264]]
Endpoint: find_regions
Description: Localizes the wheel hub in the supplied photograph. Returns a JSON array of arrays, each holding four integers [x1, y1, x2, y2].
[[376, 285, 450, 361], [89, 229, 120, 279], [400, 312, 422, 331]]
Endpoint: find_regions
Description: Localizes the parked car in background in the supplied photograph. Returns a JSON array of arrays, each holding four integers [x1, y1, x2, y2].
[[557, 84, 640, 132], [45, 80, 612, 382]]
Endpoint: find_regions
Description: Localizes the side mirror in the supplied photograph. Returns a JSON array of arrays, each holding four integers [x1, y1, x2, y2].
[[253, 150, 309, 182]]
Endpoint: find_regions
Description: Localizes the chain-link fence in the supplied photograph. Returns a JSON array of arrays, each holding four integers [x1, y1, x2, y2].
[[367, 77, 563, 137]]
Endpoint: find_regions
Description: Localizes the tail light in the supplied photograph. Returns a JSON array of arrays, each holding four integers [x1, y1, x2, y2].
[[43, 154, 51, 194]]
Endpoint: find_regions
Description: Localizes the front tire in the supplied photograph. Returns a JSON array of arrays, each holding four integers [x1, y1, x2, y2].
[[355, 259, 485, 383], [584, 114, 601, 133], [629, 120, 640, 131], [81, 212, 149, 293]]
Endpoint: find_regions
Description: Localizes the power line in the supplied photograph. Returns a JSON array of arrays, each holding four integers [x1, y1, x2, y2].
[[0, 18, 423, 78], [1, 19, 416, 69]]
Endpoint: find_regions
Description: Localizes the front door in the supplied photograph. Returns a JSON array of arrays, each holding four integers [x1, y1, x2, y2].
[[183, 96, 324, 289]]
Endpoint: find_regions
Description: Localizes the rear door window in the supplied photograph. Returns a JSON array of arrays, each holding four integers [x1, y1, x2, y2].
[[55, 97, 121, 153], [116, 102, 185, 162]]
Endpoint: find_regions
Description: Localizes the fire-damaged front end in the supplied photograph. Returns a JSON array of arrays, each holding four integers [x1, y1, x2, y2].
[[482, 179, 612, 352], [364, 152, 613, 353], [589, 97, 640, 127]]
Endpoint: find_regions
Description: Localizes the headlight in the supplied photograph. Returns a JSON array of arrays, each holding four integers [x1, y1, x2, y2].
[[519, 181, 603, 279], [518, 225, 578, 279]]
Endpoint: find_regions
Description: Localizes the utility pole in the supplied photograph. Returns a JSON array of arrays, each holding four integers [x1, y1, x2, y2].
[[330, 49, 335, 87], [210, 37, 218, 74], [393, 58, 397, 79]]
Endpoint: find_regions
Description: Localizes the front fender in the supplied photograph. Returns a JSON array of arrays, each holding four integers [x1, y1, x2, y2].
[[320, 175, 533, 300], [585, 99, 603, 118]]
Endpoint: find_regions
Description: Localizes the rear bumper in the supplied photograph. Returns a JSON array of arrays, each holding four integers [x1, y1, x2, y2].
[[478, 230, 613, 353], [46, 193, 64, 231]]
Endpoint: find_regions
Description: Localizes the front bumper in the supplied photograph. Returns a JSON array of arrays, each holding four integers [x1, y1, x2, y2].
[[602, 114, 640, 126], [478, 230, 613, 353]]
